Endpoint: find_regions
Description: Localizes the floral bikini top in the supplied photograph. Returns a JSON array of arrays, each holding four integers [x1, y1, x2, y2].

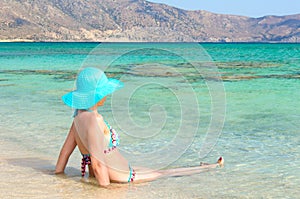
[[103, 120, 120, 154]]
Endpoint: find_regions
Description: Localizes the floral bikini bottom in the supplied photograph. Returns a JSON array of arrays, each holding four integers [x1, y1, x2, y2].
[[81, 154, 136, 182]]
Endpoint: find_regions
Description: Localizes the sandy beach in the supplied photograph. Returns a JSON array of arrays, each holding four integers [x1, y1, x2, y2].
[[0, 132, 134, 199]]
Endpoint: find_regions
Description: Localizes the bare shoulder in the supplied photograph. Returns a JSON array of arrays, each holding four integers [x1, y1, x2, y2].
[[76, 111, 94, 119], [75, 111, 96, 126]]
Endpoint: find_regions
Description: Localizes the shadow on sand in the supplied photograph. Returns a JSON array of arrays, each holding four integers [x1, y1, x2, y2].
[[5, 157, 80, 177], [5, 157, 131, 189]]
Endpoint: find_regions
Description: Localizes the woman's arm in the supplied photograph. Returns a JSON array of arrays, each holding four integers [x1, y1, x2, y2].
[[55, 122, 77, 174], [90, 156, 110, 187]]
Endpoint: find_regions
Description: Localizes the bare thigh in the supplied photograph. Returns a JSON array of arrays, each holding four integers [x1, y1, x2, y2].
[[132, 167, 163, 183]]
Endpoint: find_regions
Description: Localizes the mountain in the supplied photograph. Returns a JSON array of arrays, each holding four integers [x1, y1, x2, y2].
[[0, 0, 299, 42]]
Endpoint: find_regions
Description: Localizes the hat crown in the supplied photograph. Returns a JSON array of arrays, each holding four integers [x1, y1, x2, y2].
[[62, 67, 123, 109], [76, 67, 108, 91]]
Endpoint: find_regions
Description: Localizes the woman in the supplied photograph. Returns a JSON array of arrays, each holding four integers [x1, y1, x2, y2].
[[55, 67, 224, 187]]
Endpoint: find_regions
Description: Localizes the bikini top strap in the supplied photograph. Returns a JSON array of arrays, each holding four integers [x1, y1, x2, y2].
[[104, 120, 111, 130]]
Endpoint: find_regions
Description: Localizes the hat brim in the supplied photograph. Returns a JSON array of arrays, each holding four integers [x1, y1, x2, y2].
[[62, 78, 123, 109]]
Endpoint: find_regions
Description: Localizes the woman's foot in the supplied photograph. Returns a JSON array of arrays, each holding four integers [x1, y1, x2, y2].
[[217, 156, 224, 167], [200, 157, 224, 167]]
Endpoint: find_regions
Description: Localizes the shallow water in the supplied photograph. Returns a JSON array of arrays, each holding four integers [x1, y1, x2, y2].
[[0, 42, 299, 198]]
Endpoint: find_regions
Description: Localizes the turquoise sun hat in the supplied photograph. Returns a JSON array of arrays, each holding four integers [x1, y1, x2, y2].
[[62, 67, 124, 109]]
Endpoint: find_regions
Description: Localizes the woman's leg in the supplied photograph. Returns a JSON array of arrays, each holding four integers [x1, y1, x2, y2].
[[160, 156, 224, 177], [88, 165, 95, 177], [133, 157, 224, 183]]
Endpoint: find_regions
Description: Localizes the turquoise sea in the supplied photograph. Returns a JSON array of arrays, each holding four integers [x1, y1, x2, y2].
[[0, 42, 299, 198]]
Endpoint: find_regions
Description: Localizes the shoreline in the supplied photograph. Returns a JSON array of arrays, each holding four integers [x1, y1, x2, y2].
[[0, 39, 299, 44], [0, 39, 35, 42]]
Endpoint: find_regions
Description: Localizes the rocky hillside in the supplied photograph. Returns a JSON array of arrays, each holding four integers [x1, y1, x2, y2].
[[0, 0, 299, 42]]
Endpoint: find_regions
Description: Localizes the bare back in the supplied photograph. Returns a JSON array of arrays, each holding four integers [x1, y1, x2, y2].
[[73, 111, 130, 182]]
